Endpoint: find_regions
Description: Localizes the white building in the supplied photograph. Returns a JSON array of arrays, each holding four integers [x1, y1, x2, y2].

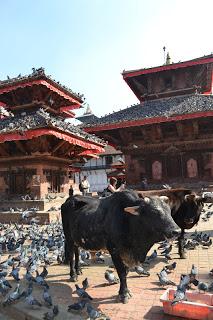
[[75, 145, 124, 192]]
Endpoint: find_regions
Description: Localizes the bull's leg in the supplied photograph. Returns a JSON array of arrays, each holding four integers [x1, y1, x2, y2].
[[63, 240, 69, 265], [107, 245, 130, 304], [178, 229, 187, 259], [74, 246, 82, 275], [69, 243, 78, 282]]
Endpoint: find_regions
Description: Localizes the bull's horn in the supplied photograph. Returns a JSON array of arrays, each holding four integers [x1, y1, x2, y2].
[[160, 196, 169, 203], [124, 206, 140, 215], [143, 197, 150, 204]]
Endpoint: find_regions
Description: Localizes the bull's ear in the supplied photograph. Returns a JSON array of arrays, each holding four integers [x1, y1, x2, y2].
[[160, 196, 169, 204], [185, 194, 196, 201], [124, 206, 140, 216]]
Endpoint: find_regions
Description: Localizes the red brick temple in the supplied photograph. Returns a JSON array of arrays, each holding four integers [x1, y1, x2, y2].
[[83, 54, 213, 188], [0, 68, 105, 201]]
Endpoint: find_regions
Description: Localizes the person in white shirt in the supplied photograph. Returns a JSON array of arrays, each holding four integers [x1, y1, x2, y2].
[[80, 176, 90, 195]]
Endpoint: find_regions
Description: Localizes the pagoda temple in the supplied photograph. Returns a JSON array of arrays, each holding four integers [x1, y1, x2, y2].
[[82, 54, 213, 188], [0, 68, 105, 200]]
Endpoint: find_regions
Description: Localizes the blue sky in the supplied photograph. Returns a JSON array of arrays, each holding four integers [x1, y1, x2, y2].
[[0, 0, 212, 117]]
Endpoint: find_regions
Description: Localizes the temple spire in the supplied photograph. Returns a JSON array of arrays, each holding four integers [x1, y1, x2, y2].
[[166, 52, 171, 65], [84, 104, 93, 115]]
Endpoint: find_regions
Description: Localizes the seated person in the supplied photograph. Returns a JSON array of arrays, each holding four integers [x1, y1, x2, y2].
[[107, 177, 125, 194]]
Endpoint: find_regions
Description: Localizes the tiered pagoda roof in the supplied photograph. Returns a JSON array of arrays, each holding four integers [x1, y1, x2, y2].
[[0, 68, 84, 118], [82, 94, 213, 131], [0, 108, 105, 151], [82, 54, 213, 132], [0, 68, 106, 159]]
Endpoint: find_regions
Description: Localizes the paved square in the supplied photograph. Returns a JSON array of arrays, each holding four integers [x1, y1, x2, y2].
[[1, 204, 213, 320]]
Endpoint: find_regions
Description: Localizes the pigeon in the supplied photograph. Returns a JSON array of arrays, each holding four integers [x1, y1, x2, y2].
[[3, 283, 25, 306], [68, 300, 87, 312], [43, 305, 59, 320], [25, 270, 35, 282], [82, 277, 89, 290], [146, 250, 157, 263], [25, 294, 42, 307], [75, 284, 93, 300], [190, 264, 198, 277], [202, 239, 212, 247], [171, 284, 187, 305], [10, 265, 20, 281], [198, 282, 208, 293], [157, 268, 176, 286], [34, 270, 49, 287], [86, 303, 105, 320], [43, 286, 53, 306], [208, 282, 213, 292], [40, 266, 48, 279], [165, 262, 177, 272], [105, 270, 120, 284], [1, 277, 12, 289], [0, 279, 10, 296], [161, 245, 172, 256], [134, 265, 150, 276]]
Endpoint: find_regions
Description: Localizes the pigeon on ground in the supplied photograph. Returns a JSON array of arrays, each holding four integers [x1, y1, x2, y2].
[[146, 250, 157, 263], [134, 265, 150, 276], [105, 270, 120, 284], [82, 277, 89, 290], [40, 266, 48, 279], [25, 294, 42, 307], [43, 305, 59, 320], [10, 265, 20, 281], [161, 245, 172, 256], [3, 284, 25, 306], [68, 300, 87, 312], [43, 286, 53, 306], [157, 268, 176, 286], [75, 284, 93, 300], [165, 262, 177, 272], [86, 303, 107, 320], [190, 264, 198, 277]]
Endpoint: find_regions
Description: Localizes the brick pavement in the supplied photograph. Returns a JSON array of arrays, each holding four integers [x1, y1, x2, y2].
[[1, 205, 213, 320]]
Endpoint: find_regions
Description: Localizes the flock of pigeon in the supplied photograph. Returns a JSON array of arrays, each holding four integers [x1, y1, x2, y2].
[[0, 222, 113, 319], [0, 200, 212, 318]]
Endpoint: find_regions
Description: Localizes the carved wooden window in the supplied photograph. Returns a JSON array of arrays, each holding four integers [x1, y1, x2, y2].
[[187, 158, 198, 178], [152, 161, 162, 180]]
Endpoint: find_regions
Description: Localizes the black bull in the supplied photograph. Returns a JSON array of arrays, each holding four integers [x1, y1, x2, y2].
[[61, 190, 180, 303]]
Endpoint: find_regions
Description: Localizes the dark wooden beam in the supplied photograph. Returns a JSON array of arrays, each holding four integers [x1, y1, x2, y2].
[[14, 141, 28, 155], [0, 144, 9, 156], [140, 127, 149, 142], [52, 140, 66, 154], [118, 129, 132, 145], [155, 125, 163, 140], [192, 120, 199, 137], [176, 122, 184, 138]]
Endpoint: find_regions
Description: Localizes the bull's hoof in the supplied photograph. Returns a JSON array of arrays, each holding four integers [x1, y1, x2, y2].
[[70, 275, 78, 282], [76, 269, 82, 275], [180, 253, 187, 259], [127, 290, 132, 298], [118, 295, 129, 304]]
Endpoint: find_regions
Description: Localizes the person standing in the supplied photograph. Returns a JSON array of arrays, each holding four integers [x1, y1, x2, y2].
[[80, 176, 90, 195]]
